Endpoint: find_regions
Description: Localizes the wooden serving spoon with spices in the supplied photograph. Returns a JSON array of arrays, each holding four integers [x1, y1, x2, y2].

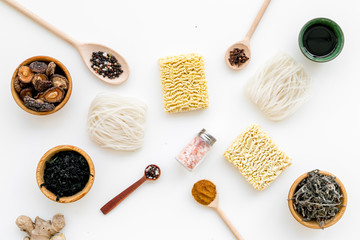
[[192, 180, 244, 240], [100, 164, 161, 215], [2, 0, 129, 85], [225, 0, 271, 70]]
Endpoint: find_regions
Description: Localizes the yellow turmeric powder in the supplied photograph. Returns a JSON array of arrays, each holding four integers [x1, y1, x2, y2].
[[192, 180, 216, 205]]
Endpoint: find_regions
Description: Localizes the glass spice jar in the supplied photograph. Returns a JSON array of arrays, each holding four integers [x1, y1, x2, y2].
[[176, 129, 216, 171]]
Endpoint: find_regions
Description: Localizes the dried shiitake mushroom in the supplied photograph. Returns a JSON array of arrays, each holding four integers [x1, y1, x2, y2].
[[14, 76, 23, 93], [23, 96, 55, 112], [19, 87, 33, 100], [43, 87, 65, 103], [18, 66, 34, 84], [35, 92, 45, 100], [50, 74, 69, 90], [32, 74, 52, 92], [29, 61, 48, 74], [46, 62, 56, 76]]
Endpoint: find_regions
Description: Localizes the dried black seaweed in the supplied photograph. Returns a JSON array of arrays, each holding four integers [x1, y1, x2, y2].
[[41, 151, 90, 201], [290, 169, 343, 229]]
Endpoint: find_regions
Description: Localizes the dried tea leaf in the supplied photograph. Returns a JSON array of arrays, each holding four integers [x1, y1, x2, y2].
[[291, 170, 343, 229]]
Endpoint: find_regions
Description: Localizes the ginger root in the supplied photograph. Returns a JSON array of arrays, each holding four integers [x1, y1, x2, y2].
[[16, 214, 66, 240]]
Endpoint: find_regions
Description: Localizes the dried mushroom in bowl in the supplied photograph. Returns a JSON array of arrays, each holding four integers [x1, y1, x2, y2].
[[14, 61, 69, 112]]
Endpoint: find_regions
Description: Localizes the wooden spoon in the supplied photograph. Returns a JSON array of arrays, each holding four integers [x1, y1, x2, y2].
[[225, 0, 271, 70], [2, 0, 129, 85], [100, 164, 161, 215], [207, 194, 245, 240]]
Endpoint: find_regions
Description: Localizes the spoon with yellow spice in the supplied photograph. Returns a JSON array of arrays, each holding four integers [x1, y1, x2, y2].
[[192, 180, 244, 240]]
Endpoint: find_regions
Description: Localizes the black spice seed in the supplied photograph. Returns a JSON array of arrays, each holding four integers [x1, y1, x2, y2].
[[228, 48, 249, 67], [90, 51, 123, 79], [42, 151, 90, 201], [145, 165, 160, 180]]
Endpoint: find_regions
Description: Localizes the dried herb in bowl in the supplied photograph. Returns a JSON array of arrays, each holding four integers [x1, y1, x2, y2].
[[290, 170, 344, 229], [41, 151, 91, 201]]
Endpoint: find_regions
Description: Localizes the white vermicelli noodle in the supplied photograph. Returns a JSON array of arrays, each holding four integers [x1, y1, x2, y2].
[[87, 93, 147, 151], [246, 53, 311, 121]]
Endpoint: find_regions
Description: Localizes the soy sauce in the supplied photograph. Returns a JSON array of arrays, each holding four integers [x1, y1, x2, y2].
[[303, 24, 337, 57]]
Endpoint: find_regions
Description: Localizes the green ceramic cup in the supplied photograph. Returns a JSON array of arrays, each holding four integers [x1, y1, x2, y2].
[[299, 18, 344, 62]]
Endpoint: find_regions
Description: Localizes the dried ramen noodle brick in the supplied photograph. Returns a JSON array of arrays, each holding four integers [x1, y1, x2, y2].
[[159, 54, 209, 113], [223, 124, 292, 191]]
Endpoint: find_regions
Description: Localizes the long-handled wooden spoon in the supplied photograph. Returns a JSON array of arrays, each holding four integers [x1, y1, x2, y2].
[[192, 180, 244, 240], [100, 164, 161, 215], [207, 194, 245, 240], [2, 0, 129, 85], [225, 0, 271, 70]]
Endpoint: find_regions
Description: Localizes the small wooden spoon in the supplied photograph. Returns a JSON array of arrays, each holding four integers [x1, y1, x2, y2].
[[2, 0, 129, 85], [100, 164, 161, 215], [225, 0, 271, 70], [207, 194, 245, 240]]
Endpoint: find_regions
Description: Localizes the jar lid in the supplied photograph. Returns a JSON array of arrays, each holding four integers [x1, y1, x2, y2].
[[198, 129, 216, 146]]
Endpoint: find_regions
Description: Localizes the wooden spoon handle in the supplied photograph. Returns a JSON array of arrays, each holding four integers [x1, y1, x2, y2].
[[2, 0, 80, 46], [215, 207, 244, 240], [245, 0, 271, 41], [100, 176, 147, 215]]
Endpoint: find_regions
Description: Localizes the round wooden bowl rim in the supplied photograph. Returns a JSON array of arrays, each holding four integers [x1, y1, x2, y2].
[[288, 170, 347, 229], [36, 145, 95, 203], [11, 56, 72, 115]]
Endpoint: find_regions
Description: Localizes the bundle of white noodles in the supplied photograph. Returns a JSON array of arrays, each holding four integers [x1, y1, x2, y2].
[[87, 93, 147, 151], [246, 53, 311, 121]]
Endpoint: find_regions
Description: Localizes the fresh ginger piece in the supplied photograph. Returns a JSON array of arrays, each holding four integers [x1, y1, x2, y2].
[[16, 214, 65, 240]]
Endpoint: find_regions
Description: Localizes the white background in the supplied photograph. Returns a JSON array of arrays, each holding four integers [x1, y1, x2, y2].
[[0, 0, 359, 239]]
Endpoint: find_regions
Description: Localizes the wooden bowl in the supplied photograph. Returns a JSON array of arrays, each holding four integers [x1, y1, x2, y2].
[[36, 145, 95, 203], [288, 170, 347, 229], [11, 56, 72, 115]]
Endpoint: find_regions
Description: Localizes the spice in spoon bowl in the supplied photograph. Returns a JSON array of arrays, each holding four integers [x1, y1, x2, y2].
[[145, 164, 161, 180], [192, 179, 216, 205]]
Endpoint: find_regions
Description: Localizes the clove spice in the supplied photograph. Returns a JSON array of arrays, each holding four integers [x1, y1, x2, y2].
[[228, 48, 249, 67]]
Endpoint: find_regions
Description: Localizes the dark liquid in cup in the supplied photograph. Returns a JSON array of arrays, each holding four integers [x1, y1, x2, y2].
[[302, 24, 338, 57]]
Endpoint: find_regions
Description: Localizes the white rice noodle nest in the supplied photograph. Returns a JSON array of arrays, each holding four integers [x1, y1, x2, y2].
[[87, 93, 147, 151], [246, 53, 311, 121]]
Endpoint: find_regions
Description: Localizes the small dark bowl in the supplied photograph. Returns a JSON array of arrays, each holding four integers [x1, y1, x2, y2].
[[299, 18, 344, 62], [11, 56, 72, 115], [288, 170, 347, 229], [36, 145, 95, 203]]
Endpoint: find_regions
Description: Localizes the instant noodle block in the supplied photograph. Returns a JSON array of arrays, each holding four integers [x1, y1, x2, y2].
[[223, 124, 292, 191], [159, 53, 209, 113]]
